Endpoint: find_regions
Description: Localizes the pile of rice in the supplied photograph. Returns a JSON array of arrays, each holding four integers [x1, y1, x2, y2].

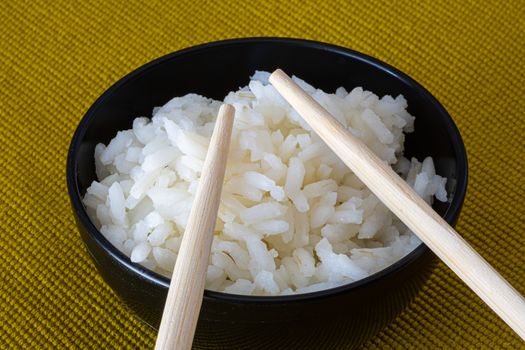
[[83, 71, 447, 295]]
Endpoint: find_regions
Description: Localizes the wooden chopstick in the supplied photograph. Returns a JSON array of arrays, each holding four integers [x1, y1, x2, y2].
[[269, 69, 525, 340], [155, 104, 235, 350]]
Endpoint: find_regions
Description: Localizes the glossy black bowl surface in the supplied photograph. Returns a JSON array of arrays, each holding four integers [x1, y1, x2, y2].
[[67, 38, 467, 349]]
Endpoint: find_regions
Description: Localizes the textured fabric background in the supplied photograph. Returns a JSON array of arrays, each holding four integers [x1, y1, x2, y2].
[[1, 0, 524, 348]]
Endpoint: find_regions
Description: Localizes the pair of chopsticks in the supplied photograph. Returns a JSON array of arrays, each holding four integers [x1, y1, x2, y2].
[[155, 70, 525, 349]]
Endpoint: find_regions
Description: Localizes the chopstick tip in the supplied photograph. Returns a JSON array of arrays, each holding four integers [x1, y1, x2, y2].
[[218, 103, 235, 116], [270, 68, 288, 84]]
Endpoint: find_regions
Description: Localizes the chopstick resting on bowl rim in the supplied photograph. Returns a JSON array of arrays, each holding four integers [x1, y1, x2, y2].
[[155, 104, 235, 350], [269, 69, 525, 340]]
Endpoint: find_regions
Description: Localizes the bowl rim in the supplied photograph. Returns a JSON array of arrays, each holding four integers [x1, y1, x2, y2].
[[66, 37, 468, 304]]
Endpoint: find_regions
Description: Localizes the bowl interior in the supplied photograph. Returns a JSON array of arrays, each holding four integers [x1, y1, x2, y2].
[[70, 38, 467, 299]]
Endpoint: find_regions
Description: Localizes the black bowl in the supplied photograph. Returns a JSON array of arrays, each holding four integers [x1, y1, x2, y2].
[[67, 38, 468, 349]]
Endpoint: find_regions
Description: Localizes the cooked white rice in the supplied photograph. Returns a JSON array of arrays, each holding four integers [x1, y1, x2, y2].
[[83, 71, 448, 295]]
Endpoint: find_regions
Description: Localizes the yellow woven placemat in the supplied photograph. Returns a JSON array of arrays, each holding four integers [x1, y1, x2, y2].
[[1, 0, 524, 348]]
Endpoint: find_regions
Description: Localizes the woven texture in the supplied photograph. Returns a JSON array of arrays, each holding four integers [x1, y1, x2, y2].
[[1, 0, 524, 348]]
